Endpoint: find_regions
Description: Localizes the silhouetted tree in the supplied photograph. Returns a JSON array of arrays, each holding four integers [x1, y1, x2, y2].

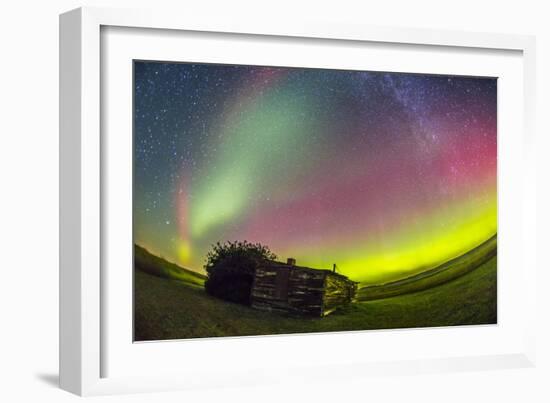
[[204, 241, 277, 305]]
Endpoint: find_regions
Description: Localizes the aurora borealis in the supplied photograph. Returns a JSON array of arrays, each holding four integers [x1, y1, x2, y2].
[[133, 61, 497, 284]]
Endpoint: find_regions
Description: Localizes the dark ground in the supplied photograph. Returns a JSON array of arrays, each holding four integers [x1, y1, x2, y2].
[[134, 252, 497, 341]]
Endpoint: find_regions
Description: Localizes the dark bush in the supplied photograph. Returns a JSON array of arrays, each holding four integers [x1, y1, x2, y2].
[[204, 241, 276, 305]]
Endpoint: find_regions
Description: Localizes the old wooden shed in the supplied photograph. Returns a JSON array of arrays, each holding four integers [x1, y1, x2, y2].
[[250, 258, 358, 317]]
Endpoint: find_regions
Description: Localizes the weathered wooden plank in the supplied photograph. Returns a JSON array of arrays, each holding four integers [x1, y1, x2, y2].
[[251, 262, 357, 317]]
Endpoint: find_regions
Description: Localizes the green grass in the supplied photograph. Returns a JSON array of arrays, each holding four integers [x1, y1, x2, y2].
[[134, 254, 497, 341], [134, 244, 206, 287], [358, 235, 496, 301]]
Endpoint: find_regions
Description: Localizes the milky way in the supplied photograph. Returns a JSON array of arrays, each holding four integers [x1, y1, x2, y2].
[[133, 61, 497, 284]]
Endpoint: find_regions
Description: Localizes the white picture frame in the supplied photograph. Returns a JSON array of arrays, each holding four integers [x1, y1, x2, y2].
[[59, 6, 537, 396]]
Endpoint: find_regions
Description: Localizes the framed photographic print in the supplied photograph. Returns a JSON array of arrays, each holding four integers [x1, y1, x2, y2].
[[60, 7, 537, 396], [132, 61, 498, 341]]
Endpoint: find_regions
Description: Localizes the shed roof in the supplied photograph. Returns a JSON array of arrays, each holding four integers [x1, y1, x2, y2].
[[260, 260, 359, 283]]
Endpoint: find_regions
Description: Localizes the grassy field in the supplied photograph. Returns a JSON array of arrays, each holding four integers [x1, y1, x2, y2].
[[134, 244, 206, 287], [358, 235, 497, 301], [134, 252, 497, 341]]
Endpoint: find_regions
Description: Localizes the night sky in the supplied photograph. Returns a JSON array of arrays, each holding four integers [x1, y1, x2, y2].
[[134, 61, 497, 284]]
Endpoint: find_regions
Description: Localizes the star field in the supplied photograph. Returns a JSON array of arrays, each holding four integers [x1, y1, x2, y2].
[[134, 61, 497, 284]]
